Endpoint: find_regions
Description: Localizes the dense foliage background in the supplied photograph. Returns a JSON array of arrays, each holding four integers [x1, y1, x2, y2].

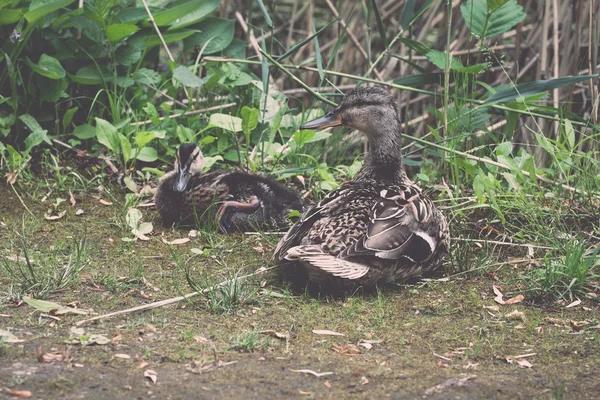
[[1, 0, 599, 299]]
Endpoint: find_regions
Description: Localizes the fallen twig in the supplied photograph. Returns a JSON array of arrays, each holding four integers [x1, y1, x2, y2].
[[76, 266, 277, 326]]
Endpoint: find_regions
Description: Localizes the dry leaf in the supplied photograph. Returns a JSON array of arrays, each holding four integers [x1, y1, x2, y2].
[[505, 310, 525, 321], [0, 329, 24, 343], [260, 330, 288, 339], [331, 344, 360, 355], [144, 369, 158, 384], [146, 324, 157, 333], [483, 305, 500, 312], [252, 246, 265, 254], [493, 284, 505, 304], [514, 324, 526, 329], [161, 235, 191, 245], [75, 209, 84, 215], [99, 199, 113, 206], [188, 230, 198, 238], [463, 362, 479, 370], [437, 360, 448, 368], [114, 354, 131, 359], [69, 190, 76, 206], [112, 332, 122, 343], [137, 362, 149, 369], [290, 369, 334, 377], [44, 211, 66, 221], [312, 329, 344, 336], [566, 299, 581, 308], [360, 376, 369, 385], [323, 380, 332, 388], [4, 389, 32, 398], [504, 294, 525, 305], [298, 390, 313, 395], [515, 358, 533, 368]]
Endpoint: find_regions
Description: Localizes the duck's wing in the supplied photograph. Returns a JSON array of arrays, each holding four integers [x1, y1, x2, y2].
[[274, 188, 345, 259], [341, 186, 440, 264]]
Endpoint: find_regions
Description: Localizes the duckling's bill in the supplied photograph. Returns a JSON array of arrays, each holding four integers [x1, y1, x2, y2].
[[174, 166, 191, 192], [300, 111, 342, 130]]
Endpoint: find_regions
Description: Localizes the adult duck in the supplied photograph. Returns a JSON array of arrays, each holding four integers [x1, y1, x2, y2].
[[275, 87, 449, 288], [155, 143, 302, 233]]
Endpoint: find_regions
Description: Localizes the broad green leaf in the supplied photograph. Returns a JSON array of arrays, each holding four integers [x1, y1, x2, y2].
[[119, 133, 131, 164], [106, 23, 139, 43], [22, 296, 89, 315], [132, 68, 161, 85], [460, 0, 525, 39], [183, 18, 234, 54], [24, 0, 75, 24], [241, 106, 259, 143], [135, 131, 159, 149], [0, 8, 25, 25], [24, 130, 50, 152], [484, 75, 598, 105], [153, 0, 201, 26], [95, 118, 120, 153], [563, 119, 575, 149], [62, 107, 78, 129], [202, 155, 223, 172], [135, 146, 158, 162], [393, 73, 444, 86], [19, 113, 43, 132], [293, 130, 315, 146], [426, 50, 488, 73], [304, 131, 331, 143], [72, 124, 96, 139], [70, 65, 112, 85], [209, 113, 242, 132], [168, 0, 220, 30], [173, 65, 203, 88], [126, 208, 142, 229], [26, 54, 65, 79], [400, 0, 415, 30]]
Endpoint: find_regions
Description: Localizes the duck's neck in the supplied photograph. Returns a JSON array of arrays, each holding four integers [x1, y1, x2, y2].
[[354, 122, 408, 183]]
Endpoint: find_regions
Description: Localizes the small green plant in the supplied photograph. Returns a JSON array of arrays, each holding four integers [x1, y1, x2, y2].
[[0, 221, 87, 299], [228, 331, 271, 352], [519, 240, 600, 301]]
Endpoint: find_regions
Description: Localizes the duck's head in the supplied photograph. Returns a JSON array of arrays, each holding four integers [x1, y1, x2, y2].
[[299, 86, 400, 138], [173, 143, 204, 192]]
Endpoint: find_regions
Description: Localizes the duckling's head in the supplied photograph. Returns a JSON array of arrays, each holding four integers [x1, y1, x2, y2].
[[173, 143, 204, 192], [299, 86, 401, 138]]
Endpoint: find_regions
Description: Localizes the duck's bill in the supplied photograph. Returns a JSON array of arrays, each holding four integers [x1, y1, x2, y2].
[[299, 111, 342, 130], [173, 167, 190, 192]]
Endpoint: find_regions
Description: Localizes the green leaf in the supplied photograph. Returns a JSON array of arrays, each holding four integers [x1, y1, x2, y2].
[[106, 23, 139, 44], [168, 0, 220, 30], [0, 8, 25, 25], [563, 119, 575, 149], [400, 0, 415, 30], [95, 118, 120, 153], [134, 147, 158, 162], [120, 133, 131, 165], [209, 113, 242, 132], [70, 65, 112, 85], [22, 296, 89, 315], [484, 75, 598, 105], [73, 124, 96, 139], [241, 106, 259, 144], [24, 0, 75, 24], [19, 114, 43, 132], [182, 18, 235, 54], [153, 0, 201, 26], [304, 131, 331, 143], [173, 65, 203, 88], [24, 130, 50, 153], [26, 54, 66, 79], [396, 37, 431, 55], [255, 0, 273, 27], [62, 107, 78, 129], [312, 20, 324, 82], [460, 0, 526, 39], [393, 73, 444, 86], [135, 131, 159, 149], [426, 50, 464, 71], [293, 130, 315, 146]]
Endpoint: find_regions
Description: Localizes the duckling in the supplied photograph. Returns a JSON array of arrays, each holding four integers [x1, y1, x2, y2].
[[275, 87, 449, 288], [154, 143, 303, 233]]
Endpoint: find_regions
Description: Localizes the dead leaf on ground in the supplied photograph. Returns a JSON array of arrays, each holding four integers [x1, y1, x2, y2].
[[505, 310, 526, 321], [187, 360, 237, 374], [360, 376, 369, 385], [0, 329, 24, 343], [69, 190, 76, 206], [298, 390, 313, 395], [144, 369, 158, 383], [566, 299, 581, 308], [75, 209, 84, 215], [3, 388, 32, 398], [515, 358, 533, 368], [331, 344, 360, 355], [514, 324, 526, 329], [260, 330, 288, 339], [483, 305, 500, 312], [504, 294, 525, 305], [437, 360, 448, 368], [36, 349, 67, 363], [114, 354, 131, 359], [357, 338, 383, 349], [493, 284, 505, 304], [424, 375, 476, 395], [290, 369, 334, 377], [112, 332, 122, 343], [161, 235, 191, 245], [463, 362, 479, 370], [44, 210, 66, 221], [312, 329, 344, 336], [323, 380, 332, 388], [137, 362, 149, 369], [22, 296, 89, 315], [99, 199, 113, 206]]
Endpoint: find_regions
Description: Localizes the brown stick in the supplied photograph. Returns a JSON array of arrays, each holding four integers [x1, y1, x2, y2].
[[75, 266, 277, 326]]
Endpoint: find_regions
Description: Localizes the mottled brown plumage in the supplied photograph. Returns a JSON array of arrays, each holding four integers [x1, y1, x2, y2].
[[155, 144, 302, 233], [275, 87, 449, 288]]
